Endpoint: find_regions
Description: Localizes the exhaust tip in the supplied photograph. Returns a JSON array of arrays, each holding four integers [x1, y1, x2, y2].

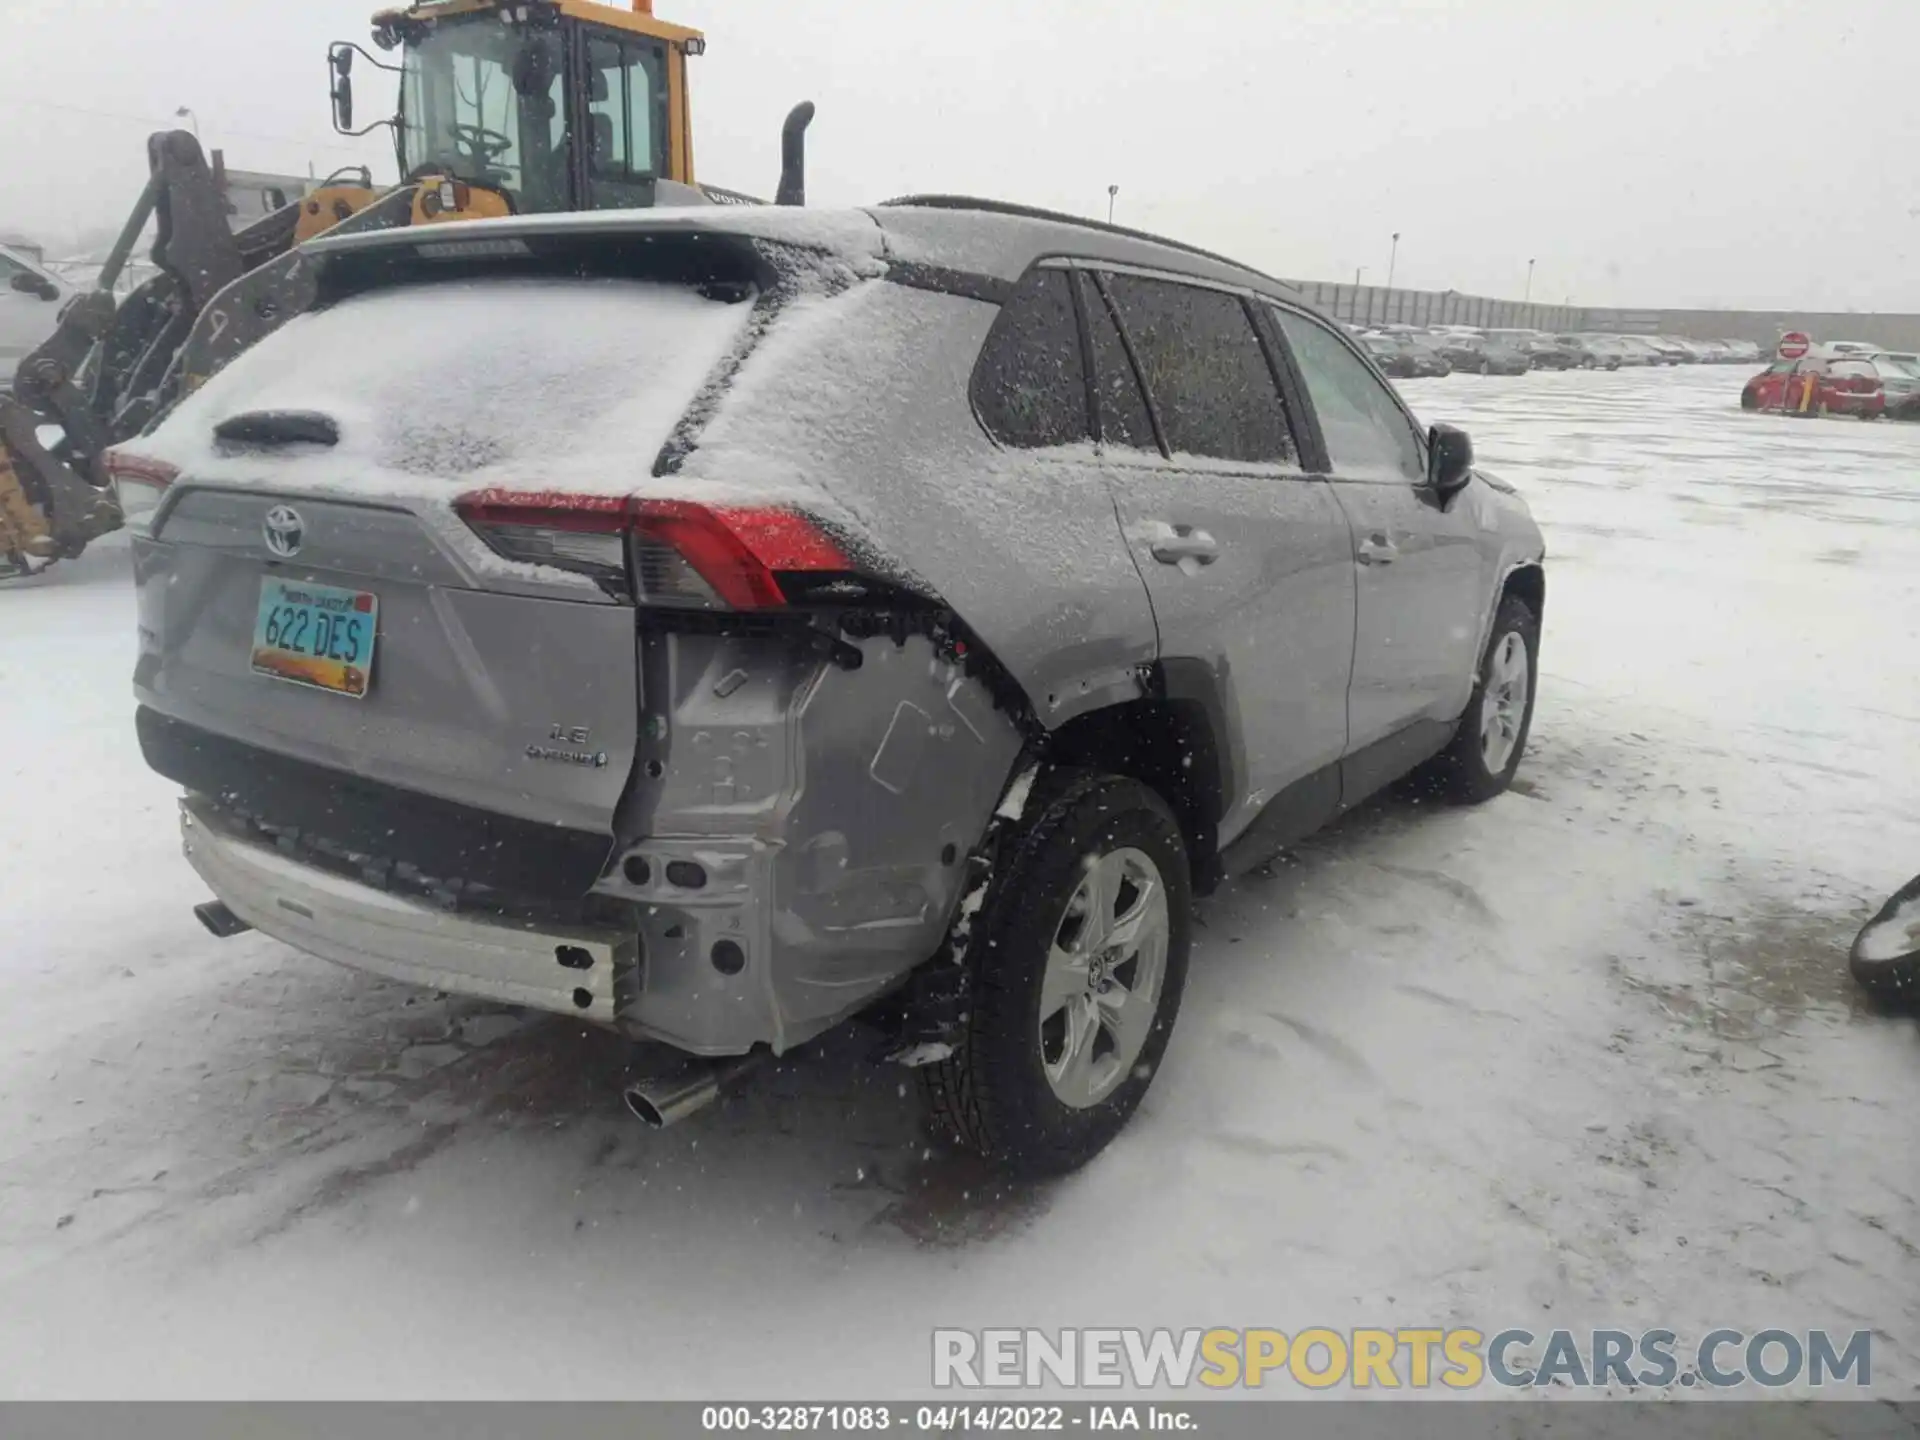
[[623, 1087, 669, 1129], [193, 900, 252, 938], [622, 1052, 764, 1130]]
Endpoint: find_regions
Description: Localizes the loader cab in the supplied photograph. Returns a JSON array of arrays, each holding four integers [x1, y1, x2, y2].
[[365, 0, 701, 214]]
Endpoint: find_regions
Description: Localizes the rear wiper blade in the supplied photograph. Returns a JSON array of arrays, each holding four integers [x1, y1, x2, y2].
[[213, 410, 339, 447]]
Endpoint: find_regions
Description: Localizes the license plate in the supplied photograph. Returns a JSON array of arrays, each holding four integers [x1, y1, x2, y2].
[[251, 578, 378, 697]]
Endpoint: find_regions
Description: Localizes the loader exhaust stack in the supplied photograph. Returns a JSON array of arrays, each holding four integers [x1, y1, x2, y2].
[[775, 102, 815, 207]]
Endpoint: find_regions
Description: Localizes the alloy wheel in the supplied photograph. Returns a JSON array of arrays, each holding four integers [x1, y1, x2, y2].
[[1037, 847, 1170, 1109], [1479, 632, 1530, 773]]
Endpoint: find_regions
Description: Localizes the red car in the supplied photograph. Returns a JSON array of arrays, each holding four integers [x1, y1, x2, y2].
[[1741, 355, 1886, 418]]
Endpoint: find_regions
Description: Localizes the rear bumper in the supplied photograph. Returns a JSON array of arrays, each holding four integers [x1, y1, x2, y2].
[[182, 796, 641, 1027]]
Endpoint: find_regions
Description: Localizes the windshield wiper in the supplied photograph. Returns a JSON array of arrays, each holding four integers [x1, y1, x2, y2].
[[213, 410, 340, 447]]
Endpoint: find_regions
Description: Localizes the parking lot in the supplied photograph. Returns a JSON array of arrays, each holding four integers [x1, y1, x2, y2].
[[1, 362, 1916, 1398]]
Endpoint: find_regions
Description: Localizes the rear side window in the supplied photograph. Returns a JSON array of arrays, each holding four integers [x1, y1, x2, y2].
[[1081, 275, 1156, 451], [1101, 274, 1295, 464], [970, 267, 1090, 449]]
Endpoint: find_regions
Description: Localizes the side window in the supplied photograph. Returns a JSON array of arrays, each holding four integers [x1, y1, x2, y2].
[[969, 267, 1089, 449], [1102, 274, 1294, 464], [0, 253, 25, 283], [1081, 274, 1156, 451], [586, 36, 664, 185], [1271, 307, 1425, 482]]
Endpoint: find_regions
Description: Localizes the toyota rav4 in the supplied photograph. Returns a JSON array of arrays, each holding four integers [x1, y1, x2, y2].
[[118, 198, 1545, 1176]]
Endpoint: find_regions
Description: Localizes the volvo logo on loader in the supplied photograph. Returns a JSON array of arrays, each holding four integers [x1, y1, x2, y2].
[[262, 505, 305, 558]]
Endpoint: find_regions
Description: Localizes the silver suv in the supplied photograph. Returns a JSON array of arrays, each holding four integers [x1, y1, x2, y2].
[[121, 198, 1545, 1176]]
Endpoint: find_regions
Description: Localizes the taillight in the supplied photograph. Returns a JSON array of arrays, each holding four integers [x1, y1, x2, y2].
[[455, 490, 852, 609], [103, 450, 179, 528], [454, 491, 632, 594]]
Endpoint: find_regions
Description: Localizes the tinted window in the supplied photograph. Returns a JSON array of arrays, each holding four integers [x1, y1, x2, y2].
[[1081, 275, 1156, 451], [1271, 307, 1425, 481], [1102, 274, 1294, 464], [0, 253, 25, 282], [970, 267, 1090, 449]]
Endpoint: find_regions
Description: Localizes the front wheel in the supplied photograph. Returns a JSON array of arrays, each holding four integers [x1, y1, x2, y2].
[[919, 773, 1192, 1178], [1478, 359, 1491, 375], [1415, 595, 1539, 803]]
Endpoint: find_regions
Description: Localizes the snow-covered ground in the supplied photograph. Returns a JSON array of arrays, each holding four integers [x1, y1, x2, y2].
[[0, 365, 1915, 1399]]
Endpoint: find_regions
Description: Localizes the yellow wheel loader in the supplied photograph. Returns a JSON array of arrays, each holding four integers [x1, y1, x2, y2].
[[0, 0, 813, 578]]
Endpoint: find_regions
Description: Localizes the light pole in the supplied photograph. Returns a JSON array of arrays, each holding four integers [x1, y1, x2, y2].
[[1524, 258, 1536, 304], [1106, 185, 1118, 224], [1386, 231, 1400, 290], [174, 106, 200, 139]]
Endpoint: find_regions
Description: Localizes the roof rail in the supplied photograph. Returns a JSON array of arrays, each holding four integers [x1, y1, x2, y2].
[[877, 194, 1298, 294]]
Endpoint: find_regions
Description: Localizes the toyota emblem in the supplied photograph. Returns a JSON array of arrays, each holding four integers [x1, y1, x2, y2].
[[262, 504, 305, 559]]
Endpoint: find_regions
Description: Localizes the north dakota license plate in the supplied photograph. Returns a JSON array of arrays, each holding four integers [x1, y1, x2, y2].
[[251, 577, 378, 697]]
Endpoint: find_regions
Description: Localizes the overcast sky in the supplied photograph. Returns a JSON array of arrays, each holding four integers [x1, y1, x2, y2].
[[1, 0, 1912, 311]]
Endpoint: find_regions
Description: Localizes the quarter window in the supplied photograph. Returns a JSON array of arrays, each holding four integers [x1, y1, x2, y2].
[[1102, 274, 1295, 464], [1272, 307, 1425, 481], [970, 267, 1090, 450]]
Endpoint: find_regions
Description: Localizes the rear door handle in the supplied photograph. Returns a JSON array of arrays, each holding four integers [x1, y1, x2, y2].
[[1148, 526, 1219, 565], [1356, 534, 1398, 566]]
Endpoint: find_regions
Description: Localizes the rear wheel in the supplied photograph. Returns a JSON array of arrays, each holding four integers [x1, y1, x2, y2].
[[919, 773, 1191, 1178], [1416, 595, 1539, 804], [1477, 359, 1491, 375]]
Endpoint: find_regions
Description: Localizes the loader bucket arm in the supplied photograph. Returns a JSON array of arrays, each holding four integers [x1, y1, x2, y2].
[[1, 130, 302, 575]]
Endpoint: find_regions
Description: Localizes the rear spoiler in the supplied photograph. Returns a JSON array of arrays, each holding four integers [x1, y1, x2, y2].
[[303, 207, 886, 311]]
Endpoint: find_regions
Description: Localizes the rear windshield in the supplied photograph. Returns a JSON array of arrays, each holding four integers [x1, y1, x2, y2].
[[146, 277, 757, 492]]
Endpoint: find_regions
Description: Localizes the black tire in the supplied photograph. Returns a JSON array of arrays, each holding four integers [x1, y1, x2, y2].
[[1740, 388, 1759, 411], [919, 772, 1192, 1178], [1850, 876, 1920, 1006], [1415, 595, 1540, 803]]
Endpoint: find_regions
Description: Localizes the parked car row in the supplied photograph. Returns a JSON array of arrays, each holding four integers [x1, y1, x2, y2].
[[1740, 348, 1920, 421], [1345, 323, 1763, 377]]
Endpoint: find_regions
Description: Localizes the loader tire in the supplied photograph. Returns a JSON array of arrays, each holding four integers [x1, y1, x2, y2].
[[0, 444, 55, 577]]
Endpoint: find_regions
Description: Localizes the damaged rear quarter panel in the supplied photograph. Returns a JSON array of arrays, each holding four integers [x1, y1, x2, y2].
[[607, 627, 1023, 1055]]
